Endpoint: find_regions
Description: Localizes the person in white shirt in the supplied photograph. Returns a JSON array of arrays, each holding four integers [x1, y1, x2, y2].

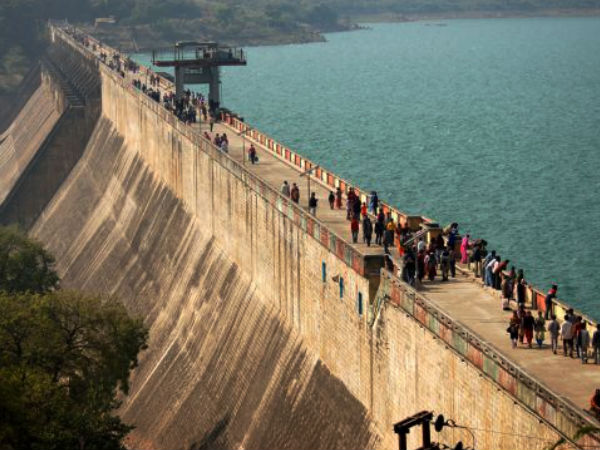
[[561, 316, 573, 357]]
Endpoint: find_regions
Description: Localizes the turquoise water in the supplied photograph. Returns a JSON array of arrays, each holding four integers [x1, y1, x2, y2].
[[135, 17, 600, 316]]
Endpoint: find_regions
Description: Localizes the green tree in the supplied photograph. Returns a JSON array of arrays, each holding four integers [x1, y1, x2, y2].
[[0, 226, 59, 294], [0, 290, 148, 450]]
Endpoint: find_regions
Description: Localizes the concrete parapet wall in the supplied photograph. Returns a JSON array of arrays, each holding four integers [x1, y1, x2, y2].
[[375, 270, 599, 449]]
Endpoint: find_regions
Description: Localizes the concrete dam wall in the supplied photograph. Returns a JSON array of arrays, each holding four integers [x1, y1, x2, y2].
[[1, 25, 597, 449], [31, 117, 377, 449]]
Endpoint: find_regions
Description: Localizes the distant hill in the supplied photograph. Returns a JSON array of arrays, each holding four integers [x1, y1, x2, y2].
[[1, 0, 599, 91]]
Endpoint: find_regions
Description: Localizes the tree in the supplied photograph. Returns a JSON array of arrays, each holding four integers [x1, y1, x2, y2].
[[0, 290, 148, 450], [0, 226, 59, 294]]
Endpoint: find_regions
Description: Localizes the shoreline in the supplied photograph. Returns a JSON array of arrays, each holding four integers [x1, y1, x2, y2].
[[350, 8, 600, 24], [84, 8, 600, 52]]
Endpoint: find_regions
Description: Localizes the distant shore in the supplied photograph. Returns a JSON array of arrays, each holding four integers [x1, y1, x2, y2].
[[350, 8, 600, 24], [85, 8, 600, 53]]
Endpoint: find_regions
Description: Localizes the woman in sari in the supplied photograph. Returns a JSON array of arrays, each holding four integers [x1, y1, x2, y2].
[[460, 234, 470, 264]]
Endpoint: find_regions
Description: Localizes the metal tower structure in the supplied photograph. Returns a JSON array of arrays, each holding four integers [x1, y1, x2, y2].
[[152, 41, 246, 108]]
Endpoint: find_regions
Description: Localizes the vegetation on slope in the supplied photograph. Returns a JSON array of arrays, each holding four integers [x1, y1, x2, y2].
[[1, 0, 599, 92], [0, 227, 148, 450]]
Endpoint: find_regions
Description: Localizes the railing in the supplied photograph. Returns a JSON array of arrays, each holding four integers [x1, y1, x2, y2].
[[219, 113, 598, 328], [381, 269, 600, 448]]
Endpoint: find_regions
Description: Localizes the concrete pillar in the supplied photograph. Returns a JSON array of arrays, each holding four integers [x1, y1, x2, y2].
[[422, 222, 441, 245], [208, 66, 220, 107], [406, 215, 423, 232], [175, 66, 185, 99]]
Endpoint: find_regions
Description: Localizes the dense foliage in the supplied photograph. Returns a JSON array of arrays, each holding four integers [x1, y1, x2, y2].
[[0, 226, 59, 294], [0, 227, 148, 449]]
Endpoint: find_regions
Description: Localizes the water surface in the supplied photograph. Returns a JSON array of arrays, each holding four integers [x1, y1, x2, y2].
[[136, 17, 600, 316]]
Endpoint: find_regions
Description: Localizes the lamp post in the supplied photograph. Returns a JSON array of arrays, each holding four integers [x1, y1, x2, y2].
[[299, 164, 319, 208], [237, 125, 252, 165]]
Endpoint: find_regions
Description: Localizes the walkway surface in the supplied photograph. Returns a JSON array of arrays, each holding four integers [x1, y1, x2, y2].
[[78, 32, 598, 416], [207, 119, 599, 412]]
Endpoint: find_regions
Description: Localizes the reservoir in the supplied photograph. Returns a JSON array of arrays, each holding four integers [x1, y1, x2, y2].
[[136, 17, 600, 316]]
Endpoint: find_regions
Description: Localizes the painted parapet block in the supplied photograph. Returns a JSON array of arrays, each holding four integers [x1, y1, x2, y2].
[[379, 268, 600, 448]]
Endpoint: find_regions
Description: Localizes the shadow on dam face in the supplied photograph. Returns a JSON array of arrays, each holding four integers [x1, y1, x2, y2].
[[30, 117, 379, 449]]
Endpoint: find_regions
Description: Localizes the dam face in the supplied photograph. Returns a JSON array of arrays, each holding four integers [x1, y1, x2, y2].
[[1, 25, 598, 449]]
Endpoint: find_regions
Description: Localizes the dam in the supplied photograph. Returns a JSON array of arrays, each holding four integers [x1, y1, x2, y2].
[[1, 22, 599, 449]]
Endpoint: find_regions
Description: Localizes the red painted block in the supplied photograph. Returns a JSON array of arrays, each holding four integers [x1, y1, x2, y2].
[[389, 285, 402, 306], [336, 239, 345, 260], [307, 218, 314, 236], [415, 304, 426, 324], [327, 174, 334, 186], [295, 155, 301, 167], [285, 149, 291, 160], [440, 323, 453, 345], [352, 254, 364, 276], [467, 346, 484, 369], [537, 292, 546, 311], [498, 367, 517, 395], [320, 227, 330, 247]]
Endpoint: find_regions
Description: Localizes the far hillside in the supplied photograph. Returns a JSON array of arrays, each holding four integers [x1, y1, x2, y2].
[[1, 0, 599, 93]]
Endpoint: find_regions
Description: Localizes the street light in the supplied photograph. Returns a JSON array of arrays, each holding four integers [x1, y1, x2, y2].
[[237, 125, 252, 165], [299, 164, 319, 208]]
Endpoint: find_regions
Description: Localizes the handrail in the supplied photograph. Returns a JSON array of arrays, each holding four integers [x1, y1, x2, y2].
[[381, 269, 600, 448]]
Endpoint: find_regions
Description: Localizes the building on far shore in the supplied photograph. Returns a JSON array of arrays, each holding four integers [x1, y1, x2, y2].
[[95, 16, 117, 28]]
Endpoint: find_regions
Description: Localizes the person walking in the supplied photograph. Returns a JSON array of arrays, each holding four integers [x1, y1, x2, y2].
[[522, 311, 535, 348], [308, 192, 318, 216], [335, 187, 342, 209], [290, 183, 300, 204], [573, 316, 583, 358], [248, 144, 257, 164], [471, 242, 482, 277], [534, 311, 545, 349], [281, 180, 290, 197], [449, 247, 456, 278], [485, 255, 497, 287], [350, 216, 359, 243], [209, 116, 215, 132], [516, 269, 526, 306], [592, 324, 600, 364], [363, 216, 373, 247], [544, 284, 558, 319], [369, 191, 379, 214], [417, 250, 425, 283], [328, 191, 335, 209], [460, 234, 470, 264], [547, 315, 560, 354], [425, 252, 437, 281], [580, 323, 591, 363], [384, 218, 395, 253], [482, 250, 496, 284], [440, 246, 450, 281], [508, 311, 520, 349], [561, 316, 574, 357], [375, 218, 384, 246]]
